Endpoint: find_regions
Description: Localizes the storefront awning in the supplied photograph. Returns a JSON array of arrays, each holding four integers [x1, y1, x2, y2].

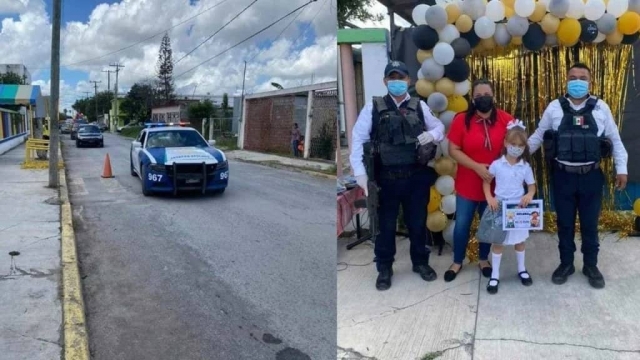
[[0, 85, 42, 106]]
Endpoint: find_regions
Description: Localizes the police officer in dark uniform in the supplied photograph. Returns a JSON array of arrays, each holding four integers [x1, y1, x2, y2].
[[528, 63, 628, 289], [350, 61, 446, 291]]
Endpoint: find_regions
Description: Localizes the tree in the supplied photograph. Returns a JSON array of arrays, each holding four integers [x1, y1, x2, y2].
[[271, 82, 283, 90], [220, 93, 231, 117], [337, 0, 383, 28], [188, 99, 215, 120], [0, 71, 25, 84], [121, 82, 158, 122], [156, 32, 175, 104], [70, 91, 113, 122]]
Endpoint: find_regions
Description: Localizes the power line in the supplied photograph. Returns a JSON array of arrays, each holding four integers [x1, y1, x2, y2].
[[248, 0, 309, 62], [175, 0, 258, 65], [28, 0, 232, 70], [175, 0, 316, 79]]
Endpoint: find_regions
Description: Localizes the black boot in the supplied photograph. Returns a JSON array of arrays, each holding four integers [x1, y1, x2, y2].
[[582, 265, 605, 289], [376, 267, 393, 291], [412, 264, 437, 281], [551, 263, 575, 285]]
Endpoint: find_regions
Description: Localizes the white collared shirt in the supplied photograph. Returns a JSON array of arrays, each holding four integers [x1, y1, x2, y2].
[[489, 156, 536, 200], [349, 93, 445, 177], [528, 97, 628, 174]]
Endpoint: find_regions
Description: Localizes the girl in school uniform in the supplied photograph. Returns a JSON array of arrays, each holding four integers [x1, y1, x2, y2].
[[482, 120, 537, 294]]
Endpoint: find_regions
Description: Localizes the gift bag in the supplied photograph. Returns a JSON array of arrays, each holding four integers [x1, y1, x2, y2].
[[477, 204, 507, 244]]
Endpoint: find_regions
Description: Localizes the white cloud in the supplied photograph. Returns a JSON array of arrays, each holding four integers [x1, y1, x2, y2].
[[348, 1, 411, 29], [0, 0, 337, 111]]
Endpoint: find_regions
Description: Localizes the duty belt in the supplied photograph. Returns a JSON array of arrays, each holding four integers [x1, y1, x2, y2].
[[554, 161, 599, 175]]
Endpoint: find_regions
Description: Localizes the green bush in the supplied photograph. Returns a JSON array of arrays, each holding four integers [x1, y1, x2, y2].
[[120, 126, 143, 138]]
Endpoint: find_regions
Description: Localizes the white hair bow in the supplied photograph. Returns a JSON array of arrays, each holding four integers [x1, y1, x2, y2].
[[506, 119, 526, 130]]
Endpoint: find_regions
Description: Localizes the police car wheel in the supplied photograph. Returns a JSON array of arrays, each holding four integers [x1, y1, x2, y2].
[[212, 188, 225, 195], [141, 163, 151, 196]]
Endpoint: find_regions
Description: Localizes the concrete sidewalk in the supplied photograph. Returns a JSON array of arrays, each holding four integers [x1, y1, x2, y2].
[[338, 232, 640, 360], [226, 150, 336, 178], [0, 145, 62, 359]]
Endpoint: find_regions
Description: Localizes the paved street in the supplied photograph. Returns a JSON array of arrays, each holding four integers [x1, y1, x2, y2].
[[62, 132, 335, 360]]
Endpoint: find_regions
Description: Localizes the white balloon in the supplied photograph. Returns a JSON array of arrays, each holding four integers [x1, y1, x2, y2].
[[607, 0, 628, 17], [593, 31, 606, 43], [440, 138, 450, 157], [443, 220, 456, 245], [566, 0, 585, 19], [427, 92, 449, 112], [438, 24, 461, 43], [462, 0, 487, 20], [441, 194, 457, 214], [432, 42, 455, 65], [584, 0, 606, 20], [486, 0, 506, 22], [421, 57, 445, 81], [439, 110, 456, 131], [454, 79, 471, 95], [475, 16, 497, 39], [514, 0, 536, 17], [435, 175, 455, 196], [545, 33, 558, 45], [418, 69, 425, 79], [412, 4, 430, 25]]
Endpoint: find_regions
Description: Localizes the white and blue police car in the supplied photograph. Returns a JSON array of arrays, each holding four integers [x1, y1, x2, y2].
[[129, 122, 229, 196]]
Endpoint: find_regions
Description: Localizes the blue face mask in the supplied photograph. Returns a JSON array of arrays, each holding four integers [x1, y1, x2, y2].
[[567, 80, 589, 99], [387, 80, 408, 97]]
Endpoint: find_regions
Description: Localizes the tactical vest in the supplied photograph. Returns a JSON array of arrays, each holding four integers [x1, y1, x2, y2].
[[555, 96, 601, 163], [371, 95, 425, 167]]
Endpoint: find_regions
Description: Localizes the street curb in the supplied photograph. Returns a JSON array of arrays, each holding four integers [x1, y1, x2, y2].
[[231, 158, 336, 179], [58, 150, 91, 360]]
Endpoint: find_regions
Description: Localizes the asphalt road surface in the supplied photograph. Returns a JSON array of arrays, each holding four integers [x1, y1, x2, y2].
[[63, 133, 335, 360]]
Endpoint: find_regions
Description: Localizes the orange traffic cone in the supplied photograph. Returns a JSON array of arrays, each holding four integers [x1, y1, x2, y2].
[[101, 153, 114, 178]]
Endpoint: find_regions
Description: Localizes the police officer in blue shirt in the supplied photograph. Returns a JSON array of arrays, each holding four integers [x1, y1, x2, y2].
[[350, 61, 445, 291], [528, 63, 628, 289]]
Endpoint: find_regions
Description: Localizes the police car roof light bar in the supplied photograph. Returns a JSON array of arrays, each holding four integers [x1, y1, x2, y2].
[[144, 121, 190, 128]]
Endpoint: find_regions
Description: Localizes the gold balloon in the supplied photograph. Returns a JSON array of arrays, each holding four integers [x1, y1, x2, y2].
[[435, 78, 456, 96], [504, 6, 515, 18], [455, 14, 474, 33], [540, 13, 561, 34], [511, 36, 523, 45], [434, 156, 456, 176], [428, 186, 442, 213], [480, 37, 497, 50], [618, 11, 640, 35], [557, 18, 581, 46], [503, 0, 516, 8], [416, 79, 436, 98], [529, 2, 547, 22], [447, 95, 468, 112], [606, 30, 624, 45], [417, 49, 433, 63], [634, 198, 640, 216], [446, 3, 461, 24], [427, 210, 448, 232]]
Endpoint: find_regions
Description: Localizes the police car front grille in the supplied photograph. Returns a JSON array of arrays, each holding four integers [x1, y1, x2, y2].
[[168, 163, 217, 174]]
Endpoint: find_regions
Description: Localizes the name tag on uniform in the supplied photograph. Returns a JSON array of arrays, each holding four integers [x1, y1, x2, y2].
[[573, 116, 584, 126]]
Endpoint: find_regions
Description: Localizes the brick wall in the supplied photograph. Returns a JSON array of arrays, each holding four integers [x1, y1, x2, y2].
[[309, 90, 337, 160], [244, 95, 295, 154]]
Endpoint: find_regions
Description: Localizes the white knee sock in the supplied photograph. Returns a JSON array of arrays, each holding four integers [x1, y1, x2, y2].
[[491, 252, 502, 281], [516, 249, 529, 278]]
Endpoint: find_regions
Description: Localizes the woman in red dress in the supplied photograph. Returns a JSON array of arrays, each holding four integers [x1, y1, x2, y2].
[[444, 79, 514, 282]]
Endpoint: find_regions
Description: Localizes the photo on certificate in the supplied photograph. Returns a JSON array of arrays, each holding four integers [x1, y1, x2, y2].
[[502, 200, 544, 231]]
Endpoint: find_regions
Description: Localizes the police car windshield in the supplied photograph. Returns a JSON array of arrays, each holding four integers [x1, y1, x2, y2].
[[146, 130, 208, 148]]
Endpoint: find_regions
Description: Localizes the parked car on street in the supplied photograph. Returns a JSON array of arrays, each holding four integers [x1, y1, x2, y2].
[[129, 122, 228, 196], [60, 123, 71, 134], [76, 125, 104, 147], [70, 119, 88, 139]]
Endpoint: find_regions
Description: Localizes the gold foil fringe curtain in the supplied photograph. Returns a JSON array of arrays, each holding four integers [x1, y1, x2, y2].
[[466, 44, 635, 233]]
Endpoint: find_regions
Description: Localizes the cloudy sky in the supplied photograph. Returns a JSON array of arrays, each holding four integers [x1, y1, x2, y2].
[[349, 1, 410, 29], [0, 0, 337, 112]]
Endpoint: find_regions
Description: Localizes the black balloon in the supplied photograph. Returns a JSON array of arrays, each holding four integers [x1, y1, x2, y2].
[[412, 25, 439, 50], [444, 58, 471, 82], [451, 38, 472, 58], [579, 19, 599, 42], [522, 23, 546, 51], [622, 32, 640, 44], [460, 30, 481, 49]]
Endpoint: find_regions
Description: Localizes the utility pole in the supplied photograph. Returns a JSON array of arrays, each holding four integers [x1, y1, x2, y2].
[[237, 61, 247, 148], [110, 63, 124, 132], [48, 0, 61, 188], [83, 91, 90, 99], [102, 69, 113, 129], [89, 80, 101, 122]]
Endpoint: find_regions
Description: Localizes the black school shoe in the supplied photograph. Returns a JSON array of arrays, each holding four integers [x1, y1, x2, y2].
[[582, 265, 605, 289], [376, 268, 393, 291], [444, 264, 463, 282], [518, 271, 533, 286], [487, 278, 499, 294], [551, 263, 575, 285], [479, 261, 492, 278], [413, 264, 437, 281]]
